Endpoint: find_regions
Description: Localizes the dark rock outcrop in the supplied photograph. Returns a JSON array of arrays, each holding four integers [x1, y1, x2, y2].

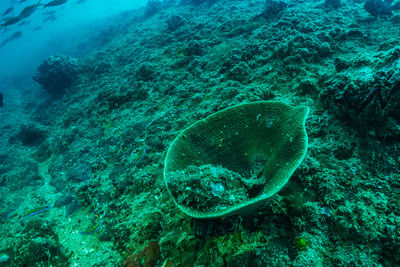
[[33, 55, 80, 97]]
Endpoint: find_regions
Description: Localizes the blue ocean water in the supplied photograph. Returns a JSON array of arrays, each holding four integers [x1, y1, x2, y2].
[[0, 0, 147, 79]]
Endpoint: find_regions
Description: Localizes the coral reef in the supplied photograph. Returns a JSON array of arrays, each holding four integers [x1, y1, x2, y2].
[[144, 0, 162, 18], [166, 15, 185, 31], [320, 56, 400, 140], [325, 0, 341, 8], [2, 0, 400, 266], [260, 0, 287, 18], [8, 123, 47, 146], [124, 241, 161, 267], [33, 55, 80, 97], [0, 220, 70, 266]]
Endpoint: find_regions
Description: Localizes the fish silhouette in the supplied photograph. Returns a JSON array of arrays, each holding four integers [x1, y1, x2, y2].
[[2, 7, 14, 16], [44, 0, 68, 8], [43, 15, 56, 22], [1, 16, 21, 28], [18, 0, 42, 20], [1, 31, 23, 46]]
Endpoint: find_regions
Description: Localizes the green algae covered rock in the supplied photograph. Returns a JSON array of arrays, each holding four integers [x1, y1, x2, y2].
[[164, 101, 310, 219]]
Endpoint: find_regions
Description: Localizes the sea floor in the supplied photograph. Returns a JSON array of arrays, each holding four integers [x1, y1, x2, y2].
[[1, 0, 400, 266]]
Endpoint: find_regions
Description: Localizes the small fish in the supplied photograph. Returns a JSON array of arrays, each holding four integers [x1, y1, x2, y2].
[[43, 15, 56, 22], [135, 147, 146, 162], [22, 206, 51, 218], [18, 0, 42, 20], [33, 25, 42, 31], [80, 221, 102, 235], [1, 31, 22, 46], [44, 0, 68, 8], [2, 7, 14, 16], [44, 10, 56, 16], [121, 145, 134, 155], [1, 16, 21, 28], [0, 92, 3, 107], [144, 116, 156, 128], [18, 19, 31, 26], [20, 0, 28, 3], [10, 31, 23, 39]]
